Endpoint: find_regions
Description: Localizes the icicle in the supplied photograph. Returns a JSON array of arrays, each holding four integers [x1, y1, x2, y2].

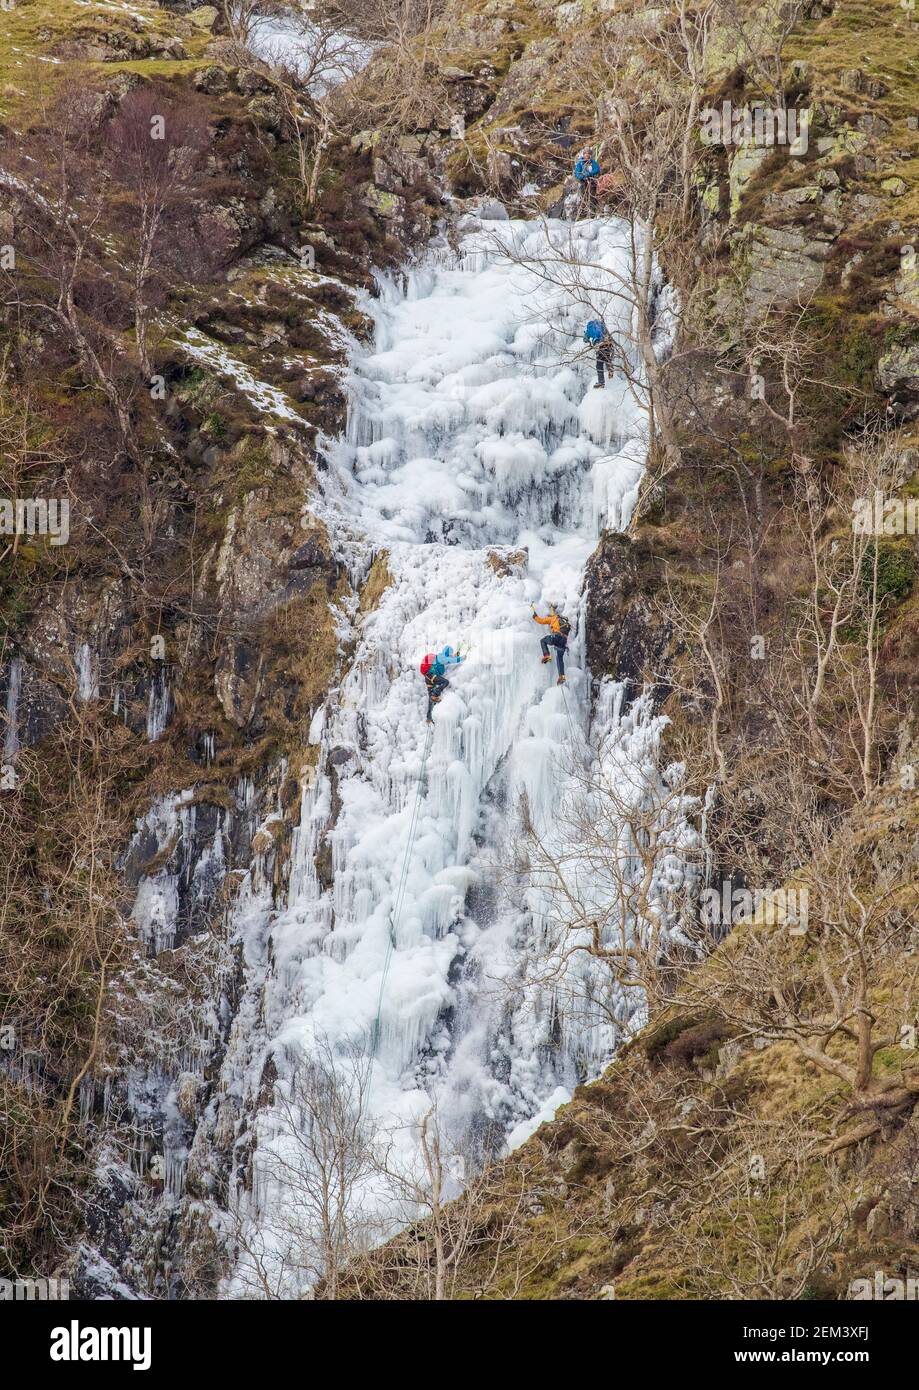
[[164, 1146, 188, 1200], [76, 642, 99, 702], [146, 667, 172, 741], [2, 655, 21, 761], [78, 1077, 96, 1127]]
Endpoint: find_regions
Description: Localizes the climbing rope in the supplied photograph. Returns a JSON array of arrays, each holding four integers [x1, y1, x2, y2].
[[557, 663, 593, 766], [559, 678, 578, 737], [370, 722, 434, 1056]]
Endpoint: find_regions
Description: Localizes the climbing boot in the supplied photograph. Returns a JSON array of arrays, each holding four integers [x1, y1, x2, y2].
[[557, 674, 567, 685], [541, 654, 551, 664], [593, 383, 604, 390]]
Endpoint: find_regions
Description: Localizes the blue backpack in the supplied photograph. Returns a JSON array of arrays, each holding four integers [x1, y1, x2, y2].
[[584, 319, 605, 345], [575, 157, 600, 181]]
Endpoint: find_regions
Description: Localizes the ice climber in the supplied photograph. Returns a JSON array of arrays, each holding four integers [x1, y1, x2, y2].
[[532, 606, 571, 684], [574, 153, 600, 183], [574, 150, 601, 211], [584, 319, 615, 389], [420, 645, 464, 723]]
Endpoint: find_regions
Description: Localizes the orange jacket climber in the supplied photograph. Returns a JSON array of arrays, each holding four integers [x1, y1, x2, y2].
[[532, 607, 571, 684]]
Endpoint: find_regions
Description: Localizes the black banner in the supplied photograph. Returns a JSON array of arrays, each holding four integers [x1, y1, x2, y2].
[[5, 1297, 915, 1381]]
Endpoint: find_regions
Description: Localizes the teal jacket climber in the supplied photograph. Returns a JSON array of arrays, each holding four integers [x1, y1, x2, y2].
[[428, 646, 464, 680], [574, 156, 600, 182], [585, 319, 614, 388], [421, 646, 464, 723]]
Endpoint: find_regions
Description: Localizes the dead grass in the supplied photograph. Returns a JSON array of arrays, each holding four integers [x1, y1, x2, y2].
[[358, 550, 394, 614], [0, 0, 211, 123]]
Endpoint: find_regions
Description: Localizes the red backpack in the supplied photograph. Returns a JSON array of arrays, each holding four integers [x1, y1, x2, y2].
[[420, 653, 435, 676]]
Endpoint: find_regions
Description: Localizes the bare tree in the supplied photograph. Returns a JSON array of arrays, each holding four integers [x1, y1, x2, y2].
[[643, 0, 717, 222], [714, 0, 809, 110], [366, 1102, 480, 1301], [105, 88, 210, 383], [675, 815, 919, 1154], [0, 701, 127, 1276], [228, 12, 369, 213], [661, 544, 731, 789], [341, 1102, 596, 1300], [0, 78, 227, 551], [735, 295, 845, 466], [338, 0, 450, 136], [0, 366, 68, 568], [219, 0, 287, 45], [479, 213, 685, 497], [489, 11, 724, 475], [570, 1057, 849, 1297], [0, 85, 136, 454], [507, 720, 706, 1035], [657, 1111, 850, 1298], [232, 1036, 377, 1298], [787, 430, 902, 789]]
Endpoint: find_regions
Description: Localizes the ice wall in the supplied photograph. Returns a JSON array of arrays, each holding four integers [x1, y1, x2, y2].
[[224, 217, 695, 1291]]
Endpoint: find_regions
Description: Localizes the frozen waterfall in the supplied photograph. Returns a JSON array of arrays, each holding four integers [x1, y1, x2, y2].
[[222, 217, 698, 1292]]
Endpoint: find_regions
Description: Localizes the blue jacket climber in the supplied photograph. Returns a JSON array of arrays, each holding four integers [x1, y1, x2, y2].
[[574, 156, 600, 182], [420, 646, 464, 722], [574, 153, 601, 213], [584, 320, 614, 389]]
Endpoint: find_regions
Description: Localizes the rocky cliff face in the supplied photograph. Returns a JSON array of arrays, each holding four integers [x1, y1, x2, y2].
[[0, 0, 440, 1293]]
